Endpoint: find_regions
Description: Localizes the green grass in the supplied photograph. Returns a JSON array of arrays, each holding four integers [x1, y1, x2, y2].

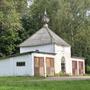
[[0, 77, 90, 90]]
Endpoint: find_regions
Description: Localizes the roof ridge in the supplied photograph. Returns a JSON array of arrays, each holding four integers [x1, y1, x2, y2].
[[45, 27, 54, 44], [47, 28, 70, 46]]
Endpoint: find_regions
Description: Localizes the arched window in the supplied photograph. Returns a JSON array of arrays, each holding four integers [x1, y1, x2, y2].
[[61, 57, 65, 73]]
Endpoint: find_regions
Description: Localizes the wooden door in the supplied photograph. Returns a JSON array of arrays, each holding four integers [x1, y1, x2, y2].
[[34, 57, 44, 76], [72, 61, 77, 75], [79, 61, 83, 75], [46, 58, 54, 76], [39, 58, 44, 76], [34, 57, 39, 76]]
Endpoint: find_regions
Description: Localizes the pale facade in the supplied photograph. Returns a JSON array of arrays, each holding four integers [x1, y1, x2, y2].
[[20, 44, 72, 75]]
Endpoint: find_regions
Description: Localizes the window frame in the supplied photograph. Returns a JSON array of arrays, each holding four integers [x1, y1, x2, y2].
[[61, 57, 66, 73], [16, 62, 26, 67]]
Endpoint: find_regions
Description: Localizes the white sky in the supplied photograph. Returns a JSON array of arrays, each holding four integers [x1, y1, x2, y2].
[[86, 10, 90, 16], [27, 0, 33, 7]]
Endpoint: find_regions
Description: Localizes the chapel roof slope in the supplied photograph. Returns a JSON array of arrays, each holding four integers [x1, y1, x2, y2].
[[19, 25, 70, 47], [19, 10, 70, 47]]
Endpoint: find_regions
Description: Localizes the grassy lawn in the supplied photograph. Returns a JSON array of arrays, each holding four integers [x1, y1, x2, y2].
[[0, 77, 90, 90]]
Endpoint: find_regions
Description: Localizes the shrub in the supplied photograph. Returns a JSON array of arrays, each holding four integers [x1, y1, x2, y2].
[[55, 72, 70, 77]]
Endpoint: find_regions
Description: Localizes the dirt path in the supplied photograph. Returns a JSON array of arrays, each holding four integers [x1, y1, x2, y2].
[[45, 76, 90, 81]]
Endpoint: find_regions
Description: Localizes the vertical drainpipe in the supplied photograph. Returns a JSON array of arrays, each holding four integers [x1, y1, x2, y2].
[[77, 61, 79, 75], [32, 53, 34, 76], [44, 56, 47, 77], [53, 43, 55, 53], [53, 43, 55, 75], [83, 60, 85, 75]]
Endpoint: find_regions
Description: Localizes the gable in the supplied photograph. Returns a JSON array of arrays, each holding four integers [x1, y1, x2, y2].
[[19, 26, 70, 47]]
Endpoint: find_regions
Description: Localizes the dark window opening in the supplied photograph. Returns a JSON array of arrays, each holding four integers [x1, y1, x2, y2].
[[61, 63, 65, 72], [61, 57, 65, 72], [16, 62, 25, 66]]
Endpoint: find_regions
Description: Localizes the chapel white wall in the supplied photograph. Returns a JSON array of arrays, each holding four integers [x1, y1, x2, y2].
[[20, 44, 54, 54], [0, 54, 33, 76], [54, 44, 72, 75]]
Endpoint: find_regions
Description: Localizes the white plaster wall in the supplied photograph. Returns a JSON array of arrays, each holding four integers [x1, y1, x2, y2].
[[20, 44, 54, 54], [0, 59, 13, 76], [54, 44, 72, 75], [13, 55, 32, 76], [64, 47, 72, 75], [0, 54, 33, 76], [0, 53, 55, 77]]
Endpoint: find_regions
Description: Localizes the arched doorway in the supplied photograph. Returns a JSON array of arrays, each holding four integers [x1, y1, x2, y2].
[[61, 57, 66, 73]]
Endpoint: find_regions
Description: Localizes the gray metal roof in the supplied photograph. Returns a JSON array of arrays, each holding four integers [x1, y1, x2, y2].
[[19, 25, 70, 47], [0, 51, 55, 60]]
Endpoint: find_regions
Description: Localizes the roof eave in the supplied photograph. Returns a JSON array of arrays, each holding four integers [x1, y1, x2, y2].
[[19, 43, 54, 47]]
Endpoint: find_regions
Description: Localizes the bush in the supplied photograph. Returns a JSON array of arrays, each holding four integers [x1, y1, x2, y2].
[[86, 65, 90, 74], [55, 72, 70, 77]]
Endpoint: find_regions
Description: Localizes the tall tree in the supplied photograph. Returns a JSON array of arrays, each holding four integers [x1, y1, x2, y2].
[[0, 0, 25, 56]]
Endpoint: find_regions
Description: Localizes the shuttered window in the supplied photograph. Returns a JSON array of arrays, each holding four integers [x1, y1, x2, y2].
[[16, 62, 25, 66], [61, 57, 65, 72]]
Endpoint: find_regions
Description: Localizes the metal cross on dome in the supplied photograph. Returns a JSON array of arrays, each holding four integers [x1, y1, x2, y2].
[[42, 9, 50, 25]]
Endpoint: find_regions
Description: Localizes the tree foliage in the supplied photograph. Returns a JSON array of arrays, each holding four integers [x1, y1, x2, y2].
[[0, 0, 26, 56]]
